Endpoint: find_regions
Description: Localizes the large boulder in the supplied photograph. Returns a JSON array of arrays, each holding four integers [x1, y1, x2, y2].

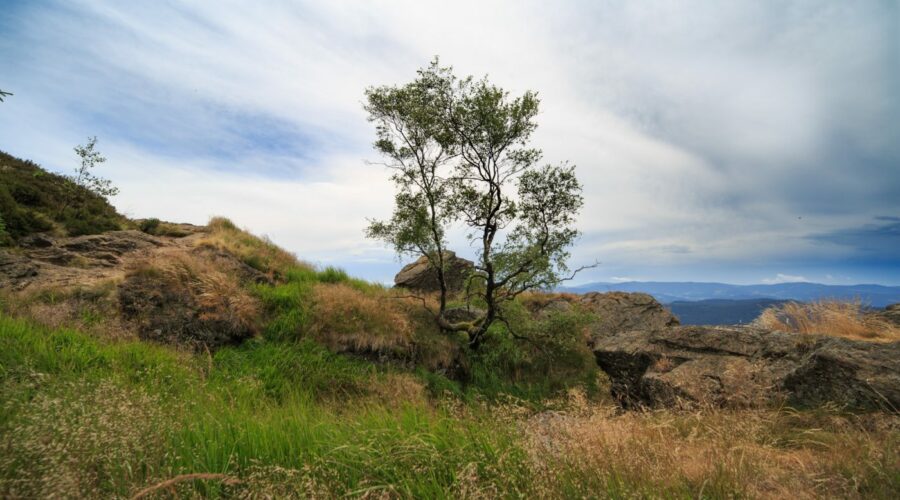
[[592, 325, 900, 410], [580, 292, 679, 336], [394, 251, 474, 293]]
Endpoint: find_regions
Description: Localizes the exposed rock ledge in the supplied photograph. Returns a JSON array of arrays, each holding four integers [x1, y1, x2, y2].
[[592, 325, 900, 411]]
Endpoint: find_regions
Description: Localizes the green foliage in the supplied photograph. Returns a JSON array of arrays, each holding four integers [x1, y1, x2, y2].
[[0, 150, 123, 240], [465, 301, 598, 401], [69, 137, 119, 200], [138, 217, 160, 234], [0, 315, 532, 498], [0, 213, 7, 246], [253, 268, 316, 342], [365, 59, 585, 348], [317, 265, 351, 283], [210, 340, 375, 403]]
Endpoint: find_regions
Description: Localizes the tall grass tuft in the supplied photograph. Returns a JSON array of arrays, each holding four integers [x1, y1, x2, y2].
[[755, 299, 900, 342], [199, 216, 307, 278]]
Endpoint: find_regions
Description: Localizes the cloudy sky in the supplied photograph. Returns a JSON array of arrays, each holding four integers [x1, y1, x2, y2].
[[1, 1, 898, 285]]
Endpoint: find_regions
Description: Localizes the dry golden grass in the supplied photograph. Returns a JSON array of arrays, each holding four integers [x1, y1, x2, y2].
[[309, 283, 413, 356], [756, 299, 900, 342], [122, 252, 261, 346], [197, 216, 307, 279], [516, 388, 900, 499], [159, 253, 261, 331]]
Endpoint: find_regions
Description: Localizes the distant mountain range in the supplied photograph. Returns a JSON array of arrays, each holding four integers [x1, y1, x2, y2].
[[560, 281, 900, 325], [560, 281, 900, 308]]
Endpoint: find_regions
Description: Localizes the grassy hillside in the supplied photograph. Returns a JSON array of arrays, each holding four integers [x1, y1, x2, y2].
[[2, 315, 897, 498], [1, 215, 897, 497], [0, 150, 124, 243]]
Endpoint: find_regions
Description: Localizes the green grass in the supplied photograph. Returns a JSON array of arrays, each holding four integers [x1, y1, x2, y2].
[[2, 308, 898, 498], [0, 315, 533, 498], [254, 264, 387, 343]]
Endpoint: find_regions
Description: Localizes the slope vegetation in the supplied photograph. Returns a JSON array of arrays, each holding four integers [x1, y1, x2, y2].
[[0, 150, 124, 243]]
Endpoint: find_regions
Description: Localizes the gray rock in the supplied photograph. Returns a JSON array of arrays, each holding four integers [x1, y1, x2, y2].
[[442, 306, 484, 324], [580, 291, 679, 337], [591, 325, 900, 410], [0, 251, 39, 289], [394, 251, 475, 293]]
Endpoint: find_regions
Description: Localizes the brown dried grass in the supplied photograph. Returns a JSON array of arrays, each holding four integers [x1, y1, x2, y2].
[[2, 279, 134, 340], [309, 283, 413, 355], [140, 253, 260, 332], [196, 216, 306, 279], [755, 299, 900, 342], [517, 388, 900, 499]]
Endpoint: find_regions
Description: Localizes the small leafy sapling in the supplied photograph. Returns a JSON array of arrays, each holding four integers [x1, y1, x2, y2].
[[72, 136, 119, 199], [59, 137, 118, 217]]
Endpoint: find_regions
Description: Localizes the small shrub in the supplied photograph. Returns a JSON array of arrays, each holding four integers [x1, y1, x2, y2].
[[138, 218, 161, 234], [317, 266, 350, 283], [466, 299, 598, 400]]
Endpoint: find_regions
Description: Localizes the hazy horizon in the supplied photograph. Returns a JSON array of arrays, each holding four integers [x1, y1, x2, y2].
[[2, 1, 898, 285]]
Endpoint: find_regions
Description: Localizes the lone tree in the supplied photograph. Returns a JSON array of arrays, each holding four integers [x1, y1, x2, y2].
[[365, 59, 588, 350]]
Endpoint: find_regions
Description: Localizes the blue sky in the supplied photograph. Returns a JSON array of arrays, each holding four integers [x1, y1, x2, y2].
[[1, 1, 898, 285]]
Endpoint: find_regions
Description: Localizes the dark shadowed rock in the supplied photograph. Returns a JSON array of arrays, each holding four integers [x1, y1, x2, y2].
[[580, 292, 680, 337], [394, 251, 474, 293], [592, 325, 900, 410]]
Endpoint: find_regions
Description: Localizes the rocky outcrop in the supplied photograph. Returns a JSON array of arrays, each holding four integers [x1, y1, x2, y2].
[[1, 230, 171, 290], [394, 251, 474, 293], [0, 252, 38, 288], [592, 325, 900, 410], [580, 292, 680, 336]]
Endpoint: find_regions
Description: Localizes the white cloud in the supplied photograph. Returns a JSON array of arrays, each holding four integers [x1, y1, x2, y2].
[[761, 273, 809, 284], [0, 0, 897, 284]]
